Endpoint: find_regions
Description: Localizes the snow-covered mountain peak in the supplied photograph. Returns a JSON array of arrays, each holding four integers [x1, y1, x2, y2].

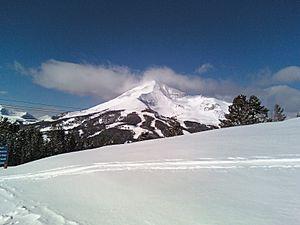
[[63, 81, 229, 126], [37, 81, 230, 148], [0, 105, 37, 123], [118, 80, 158, 98], [117, 80, 185, 100]]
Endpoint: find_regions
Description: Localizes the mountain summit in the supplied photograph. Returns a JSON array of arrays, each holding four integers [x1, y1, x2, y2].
[[35, 81, 230, 149], [64, 80, 229, 126]]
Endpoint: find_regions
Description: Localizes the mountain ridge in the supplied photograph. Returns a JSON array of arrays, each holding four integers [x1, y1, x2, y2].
[[33, 80, 230, 149], [0, 105, 37, 124], [62, 80, 229, 126]]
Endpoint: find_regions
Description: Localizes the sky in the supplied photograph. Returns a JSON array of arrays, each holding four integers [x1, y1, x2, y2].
[[0, 0, 300, 117]]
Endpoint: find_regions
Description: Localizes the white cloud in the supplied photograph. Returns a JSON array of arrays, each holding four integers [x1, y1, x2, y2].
[[15, 60, 300, 116], [246, 66, 300, 116], [231, 84, 300, 118], [14, 61, 28, 75], [272, 66, 300, 83], [142, 66, 239, 96], [195, 63, 214, 74], [16, 60, 141, 100], [261, 85, 300, 117], [16, 60, 238, 100], [256, 66, 300, 86]]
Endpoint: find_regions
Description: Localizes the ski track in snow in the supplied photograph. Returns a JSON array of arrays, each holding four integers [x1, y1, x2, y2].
[[0, 185, 80, 225], [1, 156, 300, 182]]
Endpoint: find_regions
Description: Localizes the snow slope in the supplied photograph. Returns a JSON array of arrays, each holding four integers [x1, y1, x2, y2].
[[0, 105, 37, 124], [38, 115, 54, 122], [1, 119, 300, 225], [63, 80, 230, 126]]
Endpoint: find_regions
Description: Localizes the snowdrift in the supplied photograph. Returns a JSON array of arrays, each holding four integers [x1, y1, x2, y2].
[[0, 118, 300, 225]]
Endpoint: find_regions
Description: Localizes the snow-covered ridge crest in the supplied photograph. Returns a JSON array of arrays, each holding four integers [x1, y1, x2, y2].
[[64, 80, 230, 126], [0, 105, 37, 123], [118, 80, 186, 99]]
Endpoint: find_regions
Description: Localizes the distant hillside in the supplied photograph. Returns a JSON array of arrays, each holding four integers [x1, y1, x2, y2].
[[0, 105, 37, 124]]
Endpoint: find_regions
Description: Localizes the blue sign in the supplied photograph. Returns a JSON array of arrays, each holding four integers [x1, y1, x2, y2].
[[0, 145, 8, 167]]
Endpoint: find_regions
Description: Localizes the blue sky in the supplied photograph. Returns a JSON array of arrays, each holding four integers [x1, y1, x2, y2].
[[1, 0, 300, 116]]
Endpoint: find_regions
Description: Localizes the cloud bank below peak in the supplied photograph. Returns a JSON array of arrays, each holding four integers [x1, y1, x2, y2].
[[15, 60, 300, 116]]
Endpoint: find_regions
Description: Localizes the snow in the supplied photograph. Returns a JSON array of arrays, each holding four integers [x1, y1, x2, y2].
[[78, 129, 83, 136], [0, 105, 37, 124], [61, 118, 81, 130], [0, 118, 300, 225], [38, 115, 54, 122], [152, 119, 164, 137], [62, 80, 229, 126], [87, 131, 102, 138], [119, 125, 145, 139], [40, 127, 53, 132], [105, 122, 123, 129]]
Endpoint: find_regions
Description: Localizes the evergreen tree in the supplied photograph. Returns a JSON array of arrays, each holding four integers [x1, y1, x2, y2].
[[0, 117, 85, 166], [0, 117, 48, 165], [220, 95, 249, 127], [248, 95, 269, 123], [65, 131, 77, 152], [46, 125, 66, 156], [0, 117, 21, 165], [28, 127, 46, 160], [272, 104, 286, 122], [220, 95, 269, 127]]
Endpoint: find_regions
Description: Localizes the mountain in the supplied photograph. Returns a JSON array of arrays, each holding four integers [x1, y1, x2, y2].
[[0, 105, 37, 124], [34, 80, 230, 148], [1, 118, 300, 225], [63, 80, 229, 125]]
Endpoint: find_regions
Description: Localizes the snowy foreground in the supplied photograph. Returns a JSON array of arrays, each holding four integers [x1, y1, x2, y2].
[[1, 119, 300, 225]]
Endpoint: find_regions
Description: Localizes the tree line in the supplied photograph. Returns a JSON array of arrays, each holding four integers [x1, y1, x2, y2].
[[220, 95, 286, 127], [0, 118, 84, 166], [0, 94, 293, 166]]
